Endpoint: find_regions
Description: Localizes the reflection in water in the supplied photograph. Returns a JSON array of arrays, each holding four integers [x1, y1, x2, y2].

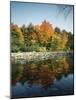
[[11, 55, 74, 98]]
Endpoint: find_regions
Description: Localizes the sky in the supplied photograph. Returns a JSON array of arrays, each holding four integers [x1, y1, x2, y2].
[[11, 2, 74, 33]]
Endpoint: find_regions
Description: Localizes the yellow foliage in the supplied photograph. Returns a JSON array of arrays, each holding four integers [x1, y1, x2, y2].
[[38, 47, 47, 52]]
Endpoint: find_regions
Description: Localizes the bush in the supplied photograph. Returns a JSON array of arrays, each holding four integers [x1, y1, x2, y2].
[[11, 45, 20, 52]]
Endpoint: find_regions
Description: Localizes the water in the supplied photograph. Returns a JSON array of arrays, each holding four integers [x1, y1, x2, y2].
[[11, 55, 74, 98]]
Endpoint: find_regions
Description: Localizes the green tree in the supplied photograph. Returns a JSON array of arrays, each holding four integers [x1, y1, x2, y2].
[[54, 27, 61, 34], [67, 32, 74, 50], [11, 29, 21, 52]]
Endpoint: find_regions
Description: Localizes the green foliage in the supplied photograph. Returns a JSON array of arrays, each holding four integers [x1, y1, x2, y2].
[[11, 22, 74, 52], [54, 27, 61, 34], [67, 32, 74, 50], [50, 39, 58, 51], [11, 29, 22, 52], [11, 45, 20, 52]]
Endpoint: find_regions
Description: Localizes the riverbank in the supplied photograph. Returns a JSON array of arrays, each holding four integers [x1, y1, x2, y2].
[[11, 51, 73, 64]]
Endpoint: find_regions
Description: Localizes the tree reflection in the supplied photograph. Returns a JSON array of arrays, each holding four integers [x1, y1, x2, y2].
[[11, 56, 73, 89]]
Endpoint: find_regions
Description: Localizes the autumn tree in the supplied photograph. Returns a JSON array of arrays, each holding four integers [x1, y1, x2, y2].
[[11, 24, 24, 52], [11, 20, 73, 52], [39, 20, 54, 45]]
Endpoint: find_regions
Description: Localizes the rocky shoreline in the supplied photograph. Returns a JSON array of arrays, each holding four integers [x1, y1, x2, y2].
[[11, 51, 73, 64]]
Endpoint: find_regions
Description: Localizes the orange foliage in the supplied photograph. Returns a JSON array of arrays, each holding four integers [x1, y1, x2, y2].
[[40, 20, 54, 38]]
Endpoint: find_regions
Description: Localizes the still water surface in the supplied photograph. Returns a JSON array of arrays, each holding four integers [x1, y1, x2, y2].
[[11, 55, 74, 98]]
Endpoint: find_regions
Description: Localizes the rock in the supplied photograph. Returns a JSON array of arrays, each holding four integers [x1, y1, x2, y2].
[[11, 51, 73, 64]]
